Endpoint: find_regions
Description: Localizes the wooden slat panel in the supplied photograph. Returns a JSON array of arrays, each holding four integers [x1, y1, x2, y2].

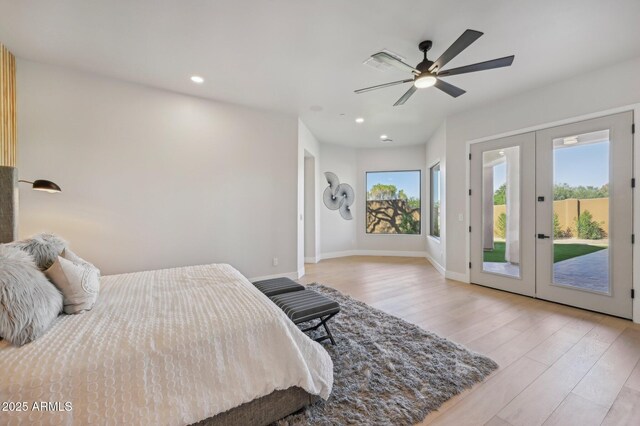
[[0, 43, 16, 167]]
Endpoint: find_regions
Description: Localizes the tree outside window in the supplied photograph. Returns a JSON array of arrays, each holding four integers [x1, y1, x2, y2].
[[366, 171, 421, 235]]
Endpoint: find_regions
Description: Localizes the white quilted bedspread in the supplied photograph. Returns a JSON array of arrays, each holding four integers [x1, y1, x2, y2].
[[0, 264, 333, 425]]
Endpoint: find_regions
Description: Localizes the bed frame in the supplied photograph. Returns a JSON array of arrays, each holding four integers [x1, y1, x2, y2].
[[193, 386, 318, 426]]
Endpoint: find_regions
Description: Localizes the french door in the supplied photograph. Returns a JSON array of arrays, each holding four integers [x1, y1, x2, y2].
[[470, 112, 634, 319], [470, 132, 536, 297]]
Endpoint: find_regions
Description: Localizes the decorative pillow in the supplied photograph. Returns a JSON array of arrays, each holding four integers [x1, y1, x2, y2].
[[0, 245, 63, 346], [45, 255, 100, 314], [7, 233, 67, 270]]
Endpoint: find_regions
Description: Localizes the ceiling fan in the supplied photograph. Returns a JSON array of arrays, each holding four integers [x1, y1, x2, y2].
[[355, 30, 515, 106]]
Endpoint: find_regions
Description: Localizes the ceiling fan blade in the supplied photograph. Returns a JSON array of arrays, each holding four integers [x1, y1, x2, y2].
[[371, 52, 420, 74], [354, 79, 413, 94], [393, 86, 417, 106], [429, 29, 483, 72], [437, 55, 515, 77], [434, 78, 466, 98]]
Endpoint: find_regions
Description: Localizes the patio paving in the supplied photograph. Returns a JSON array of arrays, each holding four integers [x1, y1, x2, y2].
[[553, 248, 609, 293], [483, 262, 520, 277], [483, 249, 609, 293]]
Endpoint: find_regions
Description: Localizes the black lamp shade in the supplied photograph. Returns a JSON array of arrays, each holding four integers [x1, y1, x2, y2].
[[32, 180, 62, 193]]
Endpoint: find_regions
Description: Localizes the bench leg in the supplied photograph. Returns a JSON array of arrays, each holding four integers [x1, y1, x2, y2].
[[299, 313, 337, 345], [321, 319, 336, 345]]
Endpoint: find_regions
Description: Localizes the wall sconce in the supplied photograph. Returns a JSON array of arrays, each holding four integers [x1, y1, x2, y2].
[[18, 179, 62, 193]]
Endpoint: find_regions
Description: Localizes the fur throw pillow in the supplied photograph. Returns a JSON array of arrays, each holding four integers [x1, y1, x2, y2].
[[0, 245, 63, 346], [6, 233, 68, 270]]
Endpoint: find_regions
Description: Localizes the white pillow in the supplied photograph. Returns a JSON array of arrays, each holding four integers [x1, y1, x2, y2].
[[45, 255, 100, 315], [62, 248, 101, 276]]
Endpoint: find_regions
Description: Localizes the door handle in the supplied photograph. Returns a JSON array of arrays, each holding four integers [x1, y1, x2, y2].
[[537, 234, 551, 239]]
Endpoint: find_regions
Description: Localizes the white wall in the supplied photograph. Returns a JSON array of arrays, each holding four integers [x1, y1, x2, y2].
[[17, 59, 299, 279], [356, 144, 426, 255], [318, 143, 357, 256], [300, 139, 430, 260], [445, 56, 640, 278], [425, 122, 446, 271], [300, 141, 429, 260]]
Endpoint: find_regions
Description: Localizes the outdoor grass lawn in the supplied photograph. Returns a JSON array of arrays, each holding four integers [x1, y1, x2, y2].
[[483, 242, 607, 263]]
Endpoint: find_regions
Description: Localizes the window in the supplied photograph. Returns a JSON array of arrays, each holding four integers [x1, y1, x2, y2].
[[430, 163, 441, 238], [366, 170, 421, 234]]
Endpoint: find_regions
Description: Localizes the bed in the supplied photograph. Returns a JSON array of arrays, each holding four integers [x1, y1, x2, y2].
[[0, 263, 333, 425]]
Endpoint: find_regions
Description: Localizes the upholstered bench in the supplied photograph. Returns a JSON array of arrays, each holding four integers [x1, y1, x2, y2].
[[253, 277, 304, 297], [270, 290, 340, 345]]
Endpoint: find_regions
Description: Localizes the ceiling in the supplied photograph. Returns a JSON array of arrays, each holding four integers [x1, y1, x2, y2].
[[1, 0, 639, 147]]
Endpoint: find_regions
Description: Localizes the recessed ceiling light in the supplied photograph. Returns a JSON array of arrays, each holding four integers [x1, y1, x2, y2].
[[380, 134, 388, 140], [190, 75, 204, 84], [355, 117, 364, 124]]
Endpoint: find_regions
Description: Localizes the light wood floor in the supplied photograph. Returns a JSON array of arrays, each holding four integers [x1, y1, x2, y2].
[[299, 256, 640, 426]]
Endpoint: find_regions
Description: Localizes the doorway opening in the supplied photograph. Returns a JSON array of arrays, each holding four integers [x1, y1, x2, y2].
[[304, 151, 316, 263]]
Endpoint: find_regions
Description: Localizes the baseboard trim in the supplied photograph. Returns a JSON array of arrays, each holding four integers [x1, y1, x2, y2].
[[304, 256, 319, 264], [319, 250, 359, 260], [319, 250, 428, 261], [357, 250, 429, 258], [445, 270, 469, 283], [425, 255, 445, 276], [248, 271, 299, 282]]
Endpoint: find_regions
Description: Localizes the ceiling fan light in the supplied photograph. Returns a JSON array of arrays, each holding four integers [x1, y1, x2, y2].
[[414, 75, 437, 89]]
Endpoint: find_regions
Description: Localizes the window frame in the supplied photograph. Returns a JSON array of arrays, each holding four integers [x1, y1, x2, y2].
[[429, 163, 441, 239], [365, 169, 422, 235]]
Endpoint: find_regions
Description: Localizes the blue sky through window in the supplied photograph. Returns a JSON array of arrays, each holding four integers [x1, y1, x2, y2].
[[554, 141, 609, 187], [493, 141, 609, 191], [367, 171, 420, 199]]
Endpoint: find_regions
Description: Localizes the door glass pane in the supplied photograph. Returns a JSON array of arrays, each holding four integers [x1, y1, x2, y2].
[[482, 147, 521, 278], [552, 130, 610, 293]]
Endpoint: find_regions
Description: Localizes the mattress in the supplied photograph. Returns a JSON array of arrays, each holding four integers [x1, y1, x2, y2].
[[0, 264, 333, 425]]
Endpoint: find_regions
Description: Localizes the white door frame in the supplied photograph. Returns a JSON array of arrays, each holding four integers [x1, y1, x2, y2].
[[464, 103, 640, 323]]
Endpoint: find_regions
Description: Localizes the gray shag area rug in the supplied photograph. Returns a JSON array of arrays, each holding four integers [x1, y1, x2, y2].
[[277, 284, 499, 426]]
